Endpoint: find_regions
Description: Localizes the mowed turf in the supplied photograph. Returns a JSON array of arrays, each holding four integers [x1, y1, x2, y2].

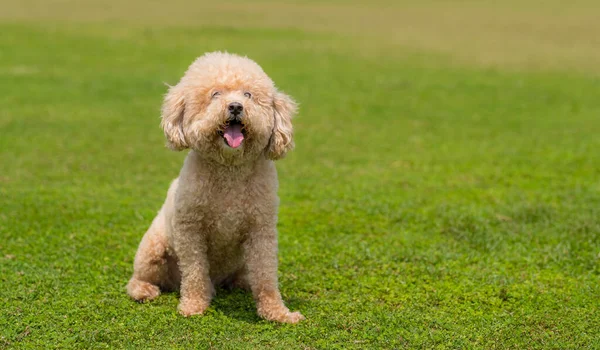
[[1, 1, 600, 348]]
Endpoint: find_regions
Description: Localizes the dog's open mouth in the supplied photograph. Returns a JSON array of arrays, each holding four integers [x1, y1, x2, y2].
[[219, 120, 245, 148]]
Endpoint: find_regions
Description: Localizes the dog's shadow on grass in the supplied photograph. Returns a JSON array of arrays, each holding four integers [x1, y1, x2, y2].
[[154, 288, 307, 323], [209, 288, 260, 323], [208, 288, 308, 324]]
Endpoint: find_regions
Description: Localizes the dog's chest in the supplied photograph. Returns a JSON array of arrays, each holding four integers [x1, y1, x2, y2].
[[195, 168, 275, 246], [205, 186, 252, 240], [212, 206, 246, 238]]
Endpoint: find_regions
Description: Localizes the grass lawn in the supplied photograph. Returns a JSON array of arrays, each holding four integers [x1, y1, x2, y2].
[[1, 1, 599, 348]]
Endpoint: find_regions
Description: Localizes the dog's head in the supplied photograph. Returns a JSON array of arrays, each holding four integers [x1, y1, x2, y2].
[[160, 52, 296, 164]]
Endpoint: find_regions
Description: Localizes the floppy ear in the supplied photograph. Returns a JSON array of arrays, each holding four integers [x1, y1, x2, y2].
[[266, 91, 297, 160], [160, 84, 188, 151]]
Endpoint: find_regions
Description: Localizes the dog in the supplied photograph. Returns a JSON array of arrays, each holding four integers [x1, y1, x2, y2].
[[126, 52, 304, 323]]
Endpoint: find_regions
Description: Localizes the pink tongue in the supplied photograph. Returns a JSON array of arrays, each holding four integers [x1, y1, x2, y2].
[[223, 124, 244, 148]]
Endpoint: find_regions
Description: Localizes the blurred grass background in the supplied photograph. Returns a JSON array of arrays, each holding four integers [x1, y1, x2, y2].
[[1, 1, 599, 348], [3, 0, 600, 71]]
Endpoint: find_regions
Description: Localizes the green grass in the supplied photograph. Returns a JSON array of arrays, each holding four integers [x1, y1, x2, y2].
[[1, 1, 600, 348]]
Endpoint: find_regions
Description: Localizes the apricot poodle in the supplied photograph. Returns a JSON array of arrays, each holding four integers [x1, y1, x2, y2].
[[126, 52, 303, 323]]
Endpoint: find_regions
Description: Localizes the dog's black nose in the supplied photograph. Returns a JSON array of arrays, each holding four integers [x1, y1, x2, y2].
[[228, 102, 243, 116]]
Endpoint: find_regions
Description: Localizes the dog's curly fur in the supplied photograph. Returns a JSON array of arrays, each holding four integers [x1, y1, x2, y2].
[[126, 52, 303, 323]]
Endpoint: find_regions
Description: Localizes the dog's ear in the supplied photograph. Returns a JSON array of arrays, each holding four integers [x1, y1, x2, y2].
[[266, 91, 297, 160], [160, 84, 189, 151]]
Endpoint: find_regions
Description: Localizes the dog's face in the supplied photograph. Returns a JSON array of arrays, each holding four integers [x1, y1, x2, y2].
[[160, 52, 296, 164]]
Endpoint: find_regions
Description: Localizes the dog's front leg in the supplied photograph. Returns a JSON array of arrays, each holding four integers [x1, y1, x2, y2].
[[244, 227, 304, 323], [171, 218, 213, 317]]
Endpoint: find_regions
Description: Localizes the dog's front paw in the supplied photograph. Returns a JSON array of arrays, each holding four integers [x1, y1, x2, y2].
[[279, 311, 305, 324], [127, 278, 160, 302], [178, 298, 209, 317], [258, 305, 305, 324]]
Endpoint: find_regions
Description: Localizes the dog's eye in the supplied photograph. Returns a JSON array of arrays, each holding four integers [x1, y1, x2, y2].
[[244, 92, 252, 99], [211, 91, 221, 98]]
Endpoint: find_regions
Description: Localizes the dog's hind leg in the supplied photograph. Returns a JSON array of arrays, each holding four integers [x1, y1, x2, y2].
[[126, 209, 172, 302]]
